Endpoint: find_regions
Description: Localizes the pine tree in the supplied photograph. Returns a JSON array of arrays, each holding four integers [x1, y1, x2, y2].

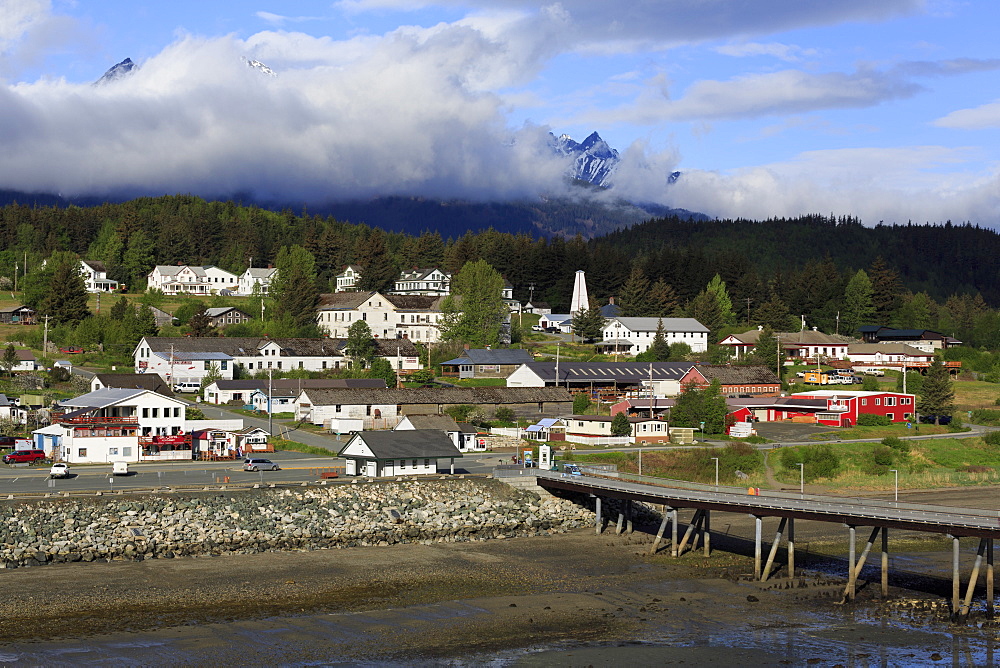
[[110, 296, 130, 322], [39, 252, 90, 327], [869, 256, 903, 324], [687, 289, 724, 339], [841, 269, 875, 334], [271, 245, 319, 332], [1, 344, 17, 376], [705, 274, 735, 324], [918, 360, 954, 423], [571, 300, 606, 342], [648, 318, 671, 361], [618, 266, 651, 317], [357, 229, 398, 292], [754, 295, 793, 331], [745, 325, 784, 378], [187, 305, 214, 337], [647, 279, 678, 317], [121, 230, 155, 291], [610, 411, 632, 436]]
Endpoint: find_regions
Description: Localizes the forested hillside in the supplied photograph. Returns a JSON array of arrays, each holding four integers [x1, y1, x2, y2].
[[1, 196, 999, 349]]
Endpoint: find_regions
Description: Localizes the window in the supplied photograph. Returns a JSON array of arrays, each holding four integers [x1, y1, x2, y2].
[[299, 361, 304, 369], [152, 408, 159, 418], [887, 413, 895, 421], [204, 361, 211, 370], [221, 361, 228, 371], [884, 397, 896, 406], [902, 397, 911, 404], [142, 408, 149, 418], [424, 459, 430, 467], [875, 398, 881, 406], [861, 399, 867, 406], [412, 459, 418, 467], [78, 448, 87, 457], [174, 407, 181, 418], [335, 405, 342, 413]]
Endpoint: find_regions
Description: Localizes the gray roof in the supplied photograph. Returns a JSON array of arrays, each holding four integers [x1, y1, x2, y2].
[[61, 388, 147, 409], [152, 351, 234, 362], [401, 414, 460, 432], [243, 267, 277, 279], [607, 317, 708, 333], [139, 336, 411, 358], [517, 362, 696, 384], [340, 430, 462, 460], [205, 307, 251, 318], [213, 378, 388, 392], [94, 373, 173, 396], [695, 365, 781, 385]]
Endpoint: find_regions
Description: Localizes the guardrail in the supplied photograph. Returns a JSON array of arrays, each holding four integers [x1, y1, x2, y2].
[[532, 469, 1000, 533]]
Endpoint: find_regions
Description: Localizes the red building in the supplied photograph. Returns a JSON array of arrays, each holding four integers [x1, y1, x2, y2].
[[728, 390, 916, 428]]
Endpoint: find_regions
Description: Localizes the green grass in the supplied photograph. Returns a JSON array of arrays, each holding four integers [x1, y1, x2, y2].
[[447, 378, 508, 387], [808, 423, 954, 440], [271, 438, 338, 457], [774, 437, 1000, 491]]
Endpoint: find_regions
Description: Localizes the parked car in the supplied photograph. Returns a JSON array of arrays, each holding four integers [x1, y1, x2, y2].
[[173, 382, 201, 393], [59, 346, 83, 354], [544, 326, 561, 333], [919, 414, 952, 425], [112, 461, 129, 476], [562, 463, 582, 476], [531, 325, 545, 332], [49, 463, 70, 478], [244, 458, 280, 471], [3, 449, 46, 464]]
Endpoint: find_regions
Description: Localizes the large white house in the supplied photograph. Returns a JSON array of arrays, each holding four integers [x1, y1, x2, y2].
[[335, 265, 363, 292], [134, 336, 421, 386], [146, 265, 239, 295], [80, 260, 119, 292], [317, 291, 446, 343], [34, 389, 195, 464], [599, 317, 709, 355], [718, 327, 852, 361], [393, 268, 452, 296], [237, 267, 278, 295]]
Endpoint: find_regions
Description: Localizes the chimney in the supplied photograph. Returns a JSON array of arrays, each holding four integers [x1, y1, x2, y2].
[[464, 344, 470, 350], [608, 296, 615, 305]]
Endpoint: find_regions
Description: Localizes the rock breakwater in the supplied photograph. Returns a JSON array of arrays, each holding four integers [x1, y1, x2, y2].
[[0, 479, 593, 568]]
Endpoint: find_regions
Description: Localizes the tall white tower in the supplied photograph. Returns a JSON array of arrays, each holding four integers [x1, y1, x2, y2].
[[570, 270, 589, 314]]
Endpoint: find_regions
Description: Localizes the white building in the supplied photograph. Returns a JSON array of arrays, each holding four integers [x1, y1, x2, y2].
[[317, 291, 446, 343], [335, 265, 363, 292], [237, 267, 278, 296], [393, 268, 452, 296], [599, 317, 709, 355], [718, 327, 852, 361], [146, 265, 239, 295], [846, 343, 936, 369], [80, 260, 119, 292], [34, 389, 196, 464], [394, 414, 481, 452], [338, 430, 462, 477]]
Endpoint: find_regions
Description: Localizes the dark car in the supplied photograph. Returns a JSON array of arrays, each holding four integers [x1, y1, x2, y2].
[[3, 449, 47, 464], [544, 327, 561, 333], [919, 414, 952, 425]]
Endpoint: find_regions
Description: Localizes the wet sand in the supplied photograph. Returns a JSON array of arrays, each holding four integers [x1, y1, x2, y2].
[[0, 526, 997, 666]]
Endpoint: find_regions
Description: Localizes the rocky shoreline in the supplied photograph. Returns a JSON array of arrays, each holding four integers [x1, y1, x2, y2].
[[0, 479, 595, 568]]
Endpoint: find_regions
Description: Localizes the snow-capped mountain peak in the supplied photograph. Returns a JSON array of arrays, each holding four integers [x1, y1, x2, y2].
[[242, 57, 277, 77], [94, 58, 137, 85], [550, 131, 620, 188]]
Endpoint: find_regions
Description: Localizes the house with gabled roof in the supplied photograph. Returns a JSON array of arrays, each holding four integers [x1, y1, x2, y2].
[[237, 266, 278, 295], [440, 348, 534, 379], [599, 317, 709, 355], [146, 265, 238, 295], [338, 429, 462, 476], [393, 267, 452, 296], [394, 413, 482, 451], [0, 305, 34, 325], [334, 265, 363, 292], [316, 291, 447, 343], [79, 260, 119, 292], [205, 306, 253, 328], [507, 362, 697, 401], [857, 326, 961, 352], [719, 327, 852, 361], [203, 377, 387, 405], [687, 364, 782, 397], [91, 372, 173, 396]]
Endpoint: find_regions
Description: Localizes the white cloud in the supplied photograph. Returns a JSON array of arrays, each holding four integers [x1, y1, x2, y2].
[[934, 100, 1000, 129], [714, 42, 818, 62], [658, 147, 1000, 224]]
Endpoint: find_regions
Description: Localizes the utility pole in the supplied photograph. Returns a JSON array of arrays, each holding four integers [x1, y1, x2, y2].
[[169, 343, 175, 387], [13, 262, 17, 294], [268, 367, 273, 438], [555, 342, 560, 388], [42, 315, 50, 356], [835, 311, 840, 336], [746, 297, 752, 326]]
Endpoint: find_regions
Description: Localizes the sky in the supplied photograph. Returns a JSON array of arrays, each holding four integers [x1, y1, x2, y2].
[[2, 0, 1000, 226]]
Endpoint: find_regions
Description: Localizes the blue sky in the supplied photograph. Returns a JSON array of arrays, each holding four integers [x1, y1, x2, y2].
[[2, 0, 1000, 225]]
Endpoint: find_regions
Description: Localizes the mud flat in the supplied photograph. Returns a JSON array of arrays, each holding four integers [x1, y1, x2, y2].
[[0, 528, 997, 666]]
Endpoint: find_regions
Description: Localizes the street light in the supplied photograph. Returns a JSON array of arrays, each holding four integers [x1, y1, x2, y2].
[[797, 462, 804, 495], [890, 468, 898, 501], [711, 457, 719, 488]]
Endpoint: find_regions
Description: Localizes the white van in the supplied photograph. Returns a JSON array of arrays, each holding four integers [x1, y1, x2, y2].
[[173, 382, 201, 393], [112, 461, 129, 476]]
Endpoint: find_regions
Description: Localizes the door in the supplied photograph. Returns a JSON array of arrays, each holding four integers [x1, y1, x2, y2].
[[365, 460, 377, 477]]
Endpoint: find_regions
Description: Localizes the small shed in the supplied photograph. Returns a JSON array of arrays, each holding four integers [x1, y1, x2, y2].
[[338, 429, 462, 477]]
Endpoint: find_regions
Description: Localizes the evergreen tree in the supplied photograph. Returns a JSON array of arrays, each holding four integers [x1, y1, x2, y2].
[[136, 304, 159, 338], [357, 229, 398, 292], [647, 279, 679, 317], [754, 295, 793, 331], [367, 357, 397, 388], [687, 289, 725, 339], [869, 256, 903, 325], [571, 300, 606, 342], [345, 320, 376, 368], [438, 260, 507, 348], [648, 318, 671, 361], [187, 305, 214, 337], [617, 266, 651, 317], [700, 379, 730, 434], [38, 252, 90, 327], [745, 325, 784, 378], [918, 360, 954, 423], [121, 230, 155, 291], [610, 411, 632, 436], [841, 269, 875, 334], [705, 274, 735, 324], [271, 245, 319, 331], [892, 292, 935, 330], [110, 296, 130, 322]]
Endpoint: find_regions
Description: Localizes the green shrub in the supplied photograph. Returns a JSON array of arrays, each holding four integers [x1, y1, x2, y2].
[[871, 446, 895, 467], [493, 406, 515, 424], [983, 431, 1000, 449], [780, 444, 841, 482], [880, 436, 910, 454], [857, 413, 891, 427], [572, 393, 592, 414]]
